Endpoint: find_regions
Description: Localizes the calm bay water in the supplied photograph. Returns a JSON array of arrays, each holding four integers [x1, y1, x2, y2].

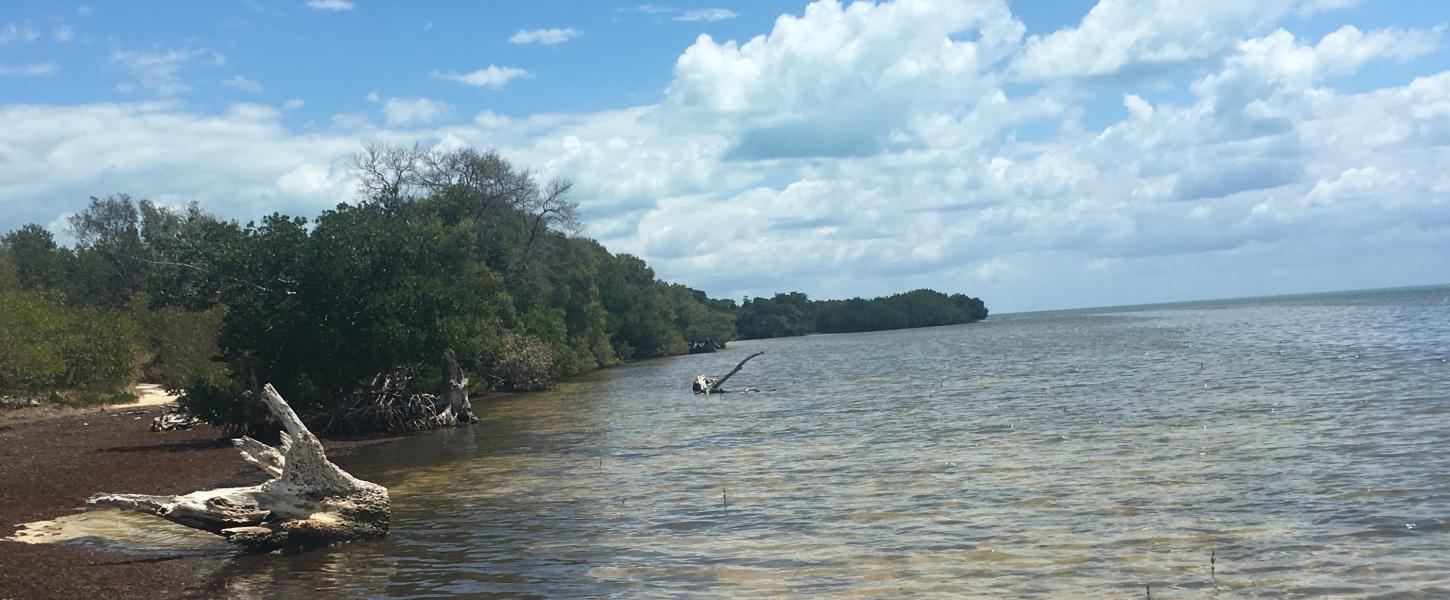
[[202, 286, 1450, 597]]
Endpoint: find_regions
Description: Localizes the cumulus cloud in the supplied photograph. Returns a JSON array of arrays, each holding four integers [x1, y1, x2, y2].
[[0, 101, 361, 230], [3, 0, 1448, 311], [1007, 0, 1371, 81], [382, 97, 452, 126], [432, 65, 531, 88], [668, 0, 1024, 158], [305, 0, 353, 11], [509, 28, 582, 45]]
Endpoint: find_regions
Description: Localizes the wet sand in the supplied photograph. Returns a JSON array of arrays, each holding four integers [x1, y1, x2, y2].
[[0, 402, 393, 599]]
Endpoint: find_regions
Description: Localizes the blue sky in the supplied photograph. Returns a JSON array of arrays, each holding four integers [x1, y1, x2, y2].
[[3, 0, 1449, 312]]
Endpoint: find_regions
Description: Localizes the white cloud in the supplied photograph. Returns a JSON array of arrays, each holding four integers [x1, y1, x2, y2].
[[632, 5, 739, 22], [222, 74, 264, 93], [282, 99, 305, 110], [668, 0, 1023, 158], [1008, 0, 1365, 81], [1312, 25, 1441, 75], [1305, 166, 1401, 205], [1, 23, 41, 44], [433, 65, 531, 88], [305, 0, 353, 11], [1123, 94, 1153, 120], [3, 0, 1449, 312], [109, 49, 198, 96], [52, 24, 73, 42], [0, 101, 361, 231], [382, 97, 452, 126], [675, 8, 738, 22], [509, 28, 582, 45], [975, 258, 1023, 283], [0, 63, 57, 76]]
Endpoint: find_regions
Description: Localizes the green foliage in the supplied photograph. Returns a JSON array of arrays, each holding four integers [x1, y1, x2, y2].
[[132, 297, 226, 390], [0, 291, 69, 391], [144, 145, 741, 429], [738, 288, 988, 339], [0, 247, 17, 291], [487, 332, 555, 391], [737, 292, 814, 339], [0, 290, 138, 394], [63, 304, 141, 390], [2, 225, 69, 292], [178, 367, 252, 427], [1, 143, 987, 434]]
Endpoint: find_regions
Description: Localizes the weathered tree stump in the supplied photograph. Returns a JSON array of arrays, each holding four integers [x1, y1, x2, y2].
[[693, 351, 765, 395], [88, 384, 389, 554]]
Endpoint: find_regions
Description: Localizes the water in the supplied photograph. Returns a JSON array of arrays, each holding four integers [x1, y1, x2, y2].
[[157, 287, 1450, 596]]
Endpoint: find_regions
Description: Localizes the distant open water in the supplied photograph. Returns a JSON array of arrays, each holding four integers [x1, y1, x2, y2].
[[103, 286, 1450, 597]]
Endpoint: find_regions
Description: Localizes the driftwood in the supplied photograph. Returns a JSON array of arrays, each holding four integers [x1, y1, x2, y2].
[[150, 410, 200, 432], [693, 351, 765, 395], [316, 350, 476, 435], [688, 338, 726, 354], [88, 384, 390, 554]]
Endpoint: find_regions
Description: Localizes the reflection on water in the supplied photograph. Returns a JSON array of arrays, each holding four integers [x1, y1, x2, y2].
[[187, 287, 1450, 596]]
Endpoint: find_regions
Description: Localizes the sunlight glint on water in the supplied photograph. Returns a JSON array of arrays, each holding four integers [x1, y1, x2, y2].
[[215, 286, 1450, 598]]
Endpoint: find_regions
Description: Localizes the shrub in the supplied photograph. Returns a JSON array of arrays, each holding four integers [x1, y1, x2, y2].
[[133, 299, 226, 389], [178, 367, 253, 428], [63, 305, 139, 391], [487, 332, 554, 391], [0, 290, 138, 395], [0, 291, 69, 392]]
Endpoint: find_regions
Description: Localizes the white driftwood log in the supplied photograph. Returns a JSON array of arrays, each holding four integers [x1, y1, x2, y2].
[[693, 351, 765, 395], [88, 384, 389, 553]]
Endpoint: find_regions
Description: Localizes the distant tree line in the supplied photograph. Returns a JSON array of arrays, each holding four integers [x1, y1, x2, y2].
[[0, 144, 986, 430], [736, 289, 987, 339]]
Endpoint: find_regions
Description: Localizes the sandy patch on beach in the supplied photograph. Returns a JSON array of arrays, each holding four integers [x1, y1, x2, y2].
[[125, 383, 179, 407]]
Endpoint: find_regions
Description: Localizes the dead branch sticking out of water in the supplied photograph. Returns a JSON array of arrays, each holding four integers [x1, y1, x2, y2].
[[88, 384, 390, 554], [692, 351, 765, 395]]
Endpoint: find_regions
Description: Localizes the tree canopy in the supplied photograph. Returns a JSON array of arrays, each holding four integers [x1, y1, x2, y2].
[[0, 144, 987, 431]]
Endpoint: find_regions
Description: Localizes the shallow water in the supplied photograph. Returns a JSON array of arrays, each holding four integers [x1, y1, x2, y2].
[[72, 287, 1450, 597]]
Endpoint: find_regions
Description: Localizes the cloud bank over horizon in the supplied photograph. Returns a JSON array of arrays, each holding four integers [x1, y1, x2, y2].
[[2, 0, 1447, 312]]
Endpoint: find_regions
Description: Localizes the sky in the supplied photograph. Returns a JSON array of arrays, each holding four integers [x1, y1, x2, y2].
[[2, 0, 1448, 313]]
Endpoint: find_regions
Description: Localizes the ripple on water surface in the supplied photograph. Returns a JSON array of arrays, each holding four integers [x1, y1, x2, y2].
[[154, 287, 1450, 597]]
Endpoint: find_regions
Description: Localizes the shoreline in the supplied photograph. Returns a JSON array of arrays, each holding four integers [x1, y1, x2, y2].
[[0, 401, 396, 599]]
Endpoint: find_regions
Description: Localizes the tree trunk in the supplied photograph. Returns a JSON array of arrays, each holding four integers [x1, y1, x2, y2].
[[88, 384, 390, 554], [693, 351, 765, 395]]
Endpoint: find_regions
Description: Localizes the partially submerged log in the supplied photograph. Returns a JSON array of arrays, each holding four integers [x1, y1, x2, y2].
[[88, 384, 389, 554], [693, 351, 765, 395]]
